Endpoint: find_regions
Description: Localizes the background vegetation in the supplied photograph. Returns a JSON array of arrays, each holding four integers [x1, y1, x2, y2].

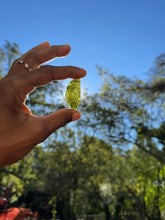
[[1, 42, 165, 220]]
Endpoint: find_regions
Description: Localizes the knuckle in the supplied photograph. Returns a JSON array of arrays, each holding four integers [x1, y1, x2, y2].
[[25, 52, 41, 66], [36, 119, 51, 141], [59, 110, 73, 125], [30, 51, 43, 65], [39, 65, 54, 78], [26, 51, 35, 60], [39, 65, 48, 70], [39, 65, 53, 70]]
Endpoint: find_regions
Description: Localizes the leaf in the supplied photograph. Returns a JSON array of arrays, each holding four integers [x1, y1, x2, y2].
[[65, 79, 81, 110]]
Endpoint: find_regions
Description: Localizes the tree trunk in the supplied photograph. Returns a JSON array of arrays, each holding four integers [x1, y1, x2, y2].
[[104, 204, 110, 220]]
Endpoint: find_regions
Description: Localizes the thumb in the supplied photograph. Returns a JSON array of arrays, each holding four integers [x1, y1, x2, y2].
[[38, 109, 81, 138]]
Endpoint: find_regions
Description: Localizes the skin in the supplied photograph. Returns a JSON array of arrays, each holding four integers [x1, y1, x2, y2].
[[0, 42, 87, 168]]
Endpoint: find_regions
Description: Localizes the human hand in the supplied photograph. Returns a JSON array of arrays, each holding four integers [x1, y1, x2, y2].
[[0, 42, 86, 167]]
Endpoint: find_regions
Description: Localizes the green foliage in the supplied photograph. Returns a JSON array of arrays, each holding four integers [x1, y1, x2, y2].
[[0, 41, 20, 78]]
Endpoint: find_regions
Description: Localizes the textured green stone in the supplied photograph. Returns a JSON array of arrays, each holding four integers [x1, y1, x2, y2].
[[65, 79, 81, 110]]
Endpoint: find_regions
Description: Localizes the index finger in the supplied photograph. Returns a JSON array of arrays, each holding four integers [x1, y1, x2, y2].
[[17, 65, 87, 94]]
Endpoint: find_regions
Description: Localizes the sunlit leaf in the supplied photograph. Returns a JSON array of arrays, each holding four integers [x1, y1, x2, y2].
[[65, 79, 81, 110]]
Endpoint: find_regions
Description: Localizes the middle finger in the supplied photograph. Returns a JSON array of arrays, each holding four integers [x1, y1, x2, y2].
[[9, 44, 71, 76]]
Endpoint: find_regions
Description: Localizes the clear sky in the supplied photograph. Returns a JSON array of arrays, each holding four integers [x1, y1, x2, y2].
[[1, 0, 165, 94]]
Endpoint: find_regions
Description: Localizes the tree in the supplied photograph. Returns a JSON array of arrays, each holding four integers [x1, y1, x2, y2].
[[1, 41, 165, 219], [78, 56, 165, 164], [0, 41, 20, 78], [74, 135, 113, 219]]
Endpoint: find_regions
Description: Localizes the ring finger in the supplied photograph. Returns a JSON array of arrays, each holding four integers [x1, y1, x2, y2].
[[7, 42, 50, 76], [8, 43, 71, 76]]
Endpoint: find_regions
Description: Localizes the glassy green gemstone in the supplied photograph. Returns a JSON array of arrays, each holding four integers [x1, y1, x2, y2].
[[65, 79, 81, 110]]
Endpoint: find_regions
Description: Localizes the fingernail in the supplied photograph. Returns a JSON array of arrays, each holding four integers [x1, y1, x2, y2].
[[80, 68, 87, 76], [63, 44, 71, 47], [41, 41, 50, 47], [72, 111, 81, 121], [64, 44, 71, 53]]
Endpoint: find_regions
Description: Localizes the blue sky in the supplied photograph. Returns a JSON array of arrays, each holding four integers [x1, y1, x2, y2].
[[1, 0, 165, 94]]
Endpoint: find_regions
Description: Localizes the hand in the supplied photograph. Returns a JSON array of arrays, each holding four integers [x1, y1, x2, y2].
[[0, 42, 86, 167]]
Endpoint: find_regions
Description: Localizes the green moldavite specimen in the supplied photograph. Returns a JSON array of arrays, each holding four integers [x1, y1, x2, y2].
[[65, 79, 81, 110]]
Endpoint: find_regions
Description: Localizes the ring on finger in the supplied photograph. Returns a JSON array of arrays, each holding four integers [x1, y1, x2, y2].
[[18, 60, 32, 71]]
